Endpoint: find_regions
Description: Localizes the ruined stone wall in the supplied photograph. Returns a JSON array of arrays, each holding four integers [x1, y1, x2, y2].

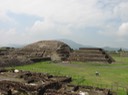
[[0, 40, 71, 67], [68, 48, 115, 63], [0, 69, 116, 95]]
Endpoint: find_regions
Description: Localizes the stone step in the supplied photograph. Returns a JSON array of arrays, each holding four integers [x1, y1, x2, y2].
[[74, 50, 102, 53], [68, 57, 109, 62], [68, 48, 115, 63], [70, 53, 105, 57]]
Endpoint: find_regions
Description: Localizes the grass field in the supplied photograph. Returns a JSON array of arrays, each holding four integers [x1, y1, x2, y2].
[[13, 56, 128, 95]]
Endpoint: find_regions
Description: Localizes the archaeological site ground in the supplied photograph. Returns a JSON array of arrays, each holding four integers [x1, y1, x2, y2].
[[0, 40, 127, 95]]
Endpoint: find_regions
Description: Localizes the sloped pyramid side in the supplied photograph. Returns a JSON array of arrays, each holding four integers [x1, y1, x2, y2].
[[21, 40, 71, 61], [0, 40, 72, 67]]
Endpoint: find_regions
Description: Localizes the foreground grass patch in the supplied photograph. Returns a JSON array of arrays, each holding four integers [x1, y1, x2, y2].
[[14, 56, 128, 95]]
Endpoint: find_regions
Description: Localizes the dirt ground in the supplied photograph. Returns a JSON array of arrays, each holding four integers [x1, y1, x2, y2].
[[0, 69, 116, 95]]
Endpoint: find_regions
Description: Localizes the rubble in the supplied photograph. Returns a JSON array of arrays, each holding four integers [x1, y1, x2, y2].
[[0, 69, 116, 95]]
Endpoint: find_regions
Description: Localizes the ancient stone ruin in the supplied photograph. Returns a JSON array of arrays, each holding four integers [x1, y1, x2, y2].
[[22, 40, 71, 62], [0, 69, 116, 95], [68, 48, 115, 63], [0, 41, 116, 94], [0, 40, 115, 67], [0, 40, 71, 67]]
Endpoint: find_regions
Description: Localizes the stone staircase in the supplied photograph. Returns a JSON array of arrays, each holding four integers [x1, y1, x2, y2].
[[68, 48, 115, 63]]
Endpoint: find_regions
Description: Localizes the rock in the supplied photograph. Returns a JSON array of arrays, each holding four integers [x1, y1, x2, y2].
[[14, 69, 19, 73], [79, 91, 89, 95]]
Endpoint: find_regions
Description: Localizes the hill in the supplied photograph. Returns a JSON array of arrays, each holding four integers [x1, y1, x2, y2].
[[59, 39, 128, 51], [59, 39, 92, 49], [103, 47, 128, 51]]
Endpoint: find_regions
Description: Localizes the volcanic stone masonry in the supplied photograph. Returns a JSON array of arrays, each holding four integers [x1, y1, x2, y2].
[[0, 40, 115, 67], [68, 48, 115, 63], [0, 40, 72, 67]]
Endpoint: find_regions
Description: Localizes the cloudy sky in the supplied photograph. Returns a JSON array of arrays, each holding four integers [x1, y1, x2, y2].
[[0, 0, 128, 48]]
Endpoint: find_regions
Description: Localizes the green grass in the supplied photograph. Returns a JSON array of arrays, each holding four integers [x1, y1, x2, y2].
[[12, 56, 128, 95]]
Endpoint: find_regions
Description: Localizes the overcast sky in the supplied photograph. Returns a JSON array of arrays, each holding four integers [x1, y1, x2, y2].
[[0, 0, 128, 48]]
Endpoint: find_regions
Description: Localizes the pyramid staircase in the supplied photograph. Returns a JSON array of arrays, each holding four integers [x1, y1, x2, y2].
[[68, 48, 115, 63]]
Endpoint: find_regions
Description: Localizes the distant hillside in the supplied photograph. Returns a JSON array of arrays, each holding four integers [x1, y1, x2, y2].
[[59, 39, 92, 49], [59, 39, 128, 51], [2, 39, 128, 51], [103, 47, 128, 51], [103, 47, 119, 51], [0, 44, 25, 48]]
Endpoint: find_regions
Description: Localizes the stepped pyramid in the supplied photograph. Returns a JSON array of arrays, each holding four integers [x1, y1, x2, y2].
[[68, 48, 115, 63]]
